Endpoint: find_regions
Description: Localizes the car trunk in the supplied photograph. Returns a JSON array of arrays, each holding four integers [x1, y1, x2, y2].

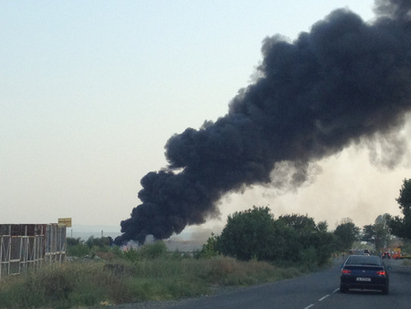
[[342, 265, 387, 286]]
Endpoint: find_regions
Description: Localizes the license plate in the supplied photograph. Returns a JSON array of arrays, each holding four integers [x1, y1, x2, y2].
[[356, 277, 371, 282]]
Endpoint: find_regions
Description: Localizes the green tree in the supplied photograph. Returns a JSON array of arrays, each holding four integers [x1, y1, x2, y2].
[[310, 221, 336, 266], [86, 236, 112, 249], [389, 179, 411, 239], [199, 233, 220, 258], [217, 206, 277, 261], [334, 219, 360, 251], [362, 225, 375, 242], [277, 214, 316, 232], [269, 218, 299, 262], [66, 237, 81, 247], [278, 215, 334, 266], [67, 237, 90, 257], [362, 214, 391, 252], [317, 221, 329, 233], [217, 207, 334, 266], [396, 179, 411, 217], [139, 241, 167, 259], [214, 205, 336, 266]]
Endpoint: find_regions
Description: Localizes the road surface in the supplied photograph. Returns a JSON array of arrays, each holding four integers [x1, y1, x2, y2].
[[163, 257, 411, 309]]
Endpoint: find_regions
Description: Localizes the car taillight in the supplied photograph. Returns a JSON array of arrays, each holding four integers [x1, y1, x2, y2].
[[341, 269, 351, 274], [376, 270, 386, 276]]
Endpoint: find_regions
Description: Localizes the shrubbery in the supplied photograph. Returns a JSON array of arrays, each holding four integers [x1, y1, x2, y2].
[[67, 236, 114, 258], [199, 207, 340, 268]]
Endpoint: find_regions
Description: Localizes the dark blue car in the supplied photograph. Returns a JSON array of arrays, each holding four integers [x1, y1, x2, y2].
[[340, 255, 389, 294]]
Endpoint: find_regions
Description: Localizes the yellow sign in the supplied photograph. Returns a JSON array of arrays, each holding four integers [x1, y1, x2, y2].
[[58, 218, 72, 227]]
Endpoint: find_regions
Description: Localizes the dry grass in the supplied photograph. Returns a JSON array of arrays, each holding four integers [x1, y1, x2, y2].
[[0, 252, 306, 308]]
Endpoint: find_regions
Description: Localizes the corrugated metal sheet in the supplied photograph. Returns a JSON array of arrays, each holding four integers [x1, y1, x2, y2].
[[0, 224, 66, 280]]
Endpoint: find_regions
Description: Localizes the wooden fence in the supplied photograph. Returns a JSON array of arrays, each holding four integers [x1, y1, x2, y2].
[[0, 224, 66, 280]]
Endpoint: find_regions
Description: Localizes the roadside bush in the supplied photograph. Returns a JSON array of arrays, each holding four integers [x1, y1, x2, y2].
[[139, 241, 167, 259], [86, 236, 112, 249], [198, 233, 220, 258], [123, 241, 168, 262], [67, 243, 90, 257], [66, 237, 81, 247], [204, 257, 237, 285], [0, 261, 137, 308], [217, 206, 277, 261], [67, 236, 116, 258], [123, 247, 139, 262], [299, 247, 317, 269], [216, 207, 335, 266]]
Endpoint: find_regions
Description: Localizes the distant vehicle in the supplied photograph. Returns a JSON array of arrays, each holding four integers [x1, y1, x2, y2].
[[391, 248, 401, 259], [382, 251, 391, 259], [391, 247, 411, 259], [340, 255, 389, 294]]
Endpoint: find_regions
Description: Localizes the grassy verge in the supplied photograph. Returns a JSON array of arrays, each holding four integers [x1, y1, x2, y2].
[[0, 253, 307, 308]]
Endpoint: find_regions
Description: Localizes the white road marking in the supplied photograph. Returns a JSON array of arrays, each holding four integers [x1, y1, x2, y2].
[[302, 289, 338, 309], [318, 294, 330, 301]]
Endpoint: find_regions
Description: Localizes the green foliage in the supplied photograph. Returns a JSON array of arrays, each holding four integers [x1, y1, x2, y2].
[[317, 221, 329, 233], [139, 241, 168, 259], [123, 248, 140, 262], [217, 206, 277, 261], [362, 214, 391, 252], [333, 219, 360, 251], [396, 179, 411, 216], [111, 244, 124, 258], [299, 247, 317, 267], [278, 214, 316, 232], [66, 236, 117, 259], [199, 233, 220, 258], [216, 207, 334, 266], [389, 179, 411, 240], [277, 214, 335, 267], [86, 236, 112, 249], [123, 241, 168, 262], [67, 243, 91, 257], [0, 262, 134, 308], [66, 237, 91, 257], [67, 236, 115, 258], [66, 237, 81, 247]]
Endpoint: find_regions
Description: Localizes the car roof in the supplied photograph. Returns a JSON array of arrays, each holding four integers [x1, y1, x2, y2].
[[345, 255, 382, 266]]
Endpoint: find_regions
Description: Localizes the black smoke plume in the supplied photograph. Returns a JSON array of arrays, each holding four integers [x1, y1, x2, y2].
[[115, 0, 411, 245]]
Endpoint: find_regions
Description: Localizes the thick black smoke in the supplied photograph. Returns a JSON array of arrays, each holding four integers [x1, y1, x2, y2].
[[115, 0, 411, 245]]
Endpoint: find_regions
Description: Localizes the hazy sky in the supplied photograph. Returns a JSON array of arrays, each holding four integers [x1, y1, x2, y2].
[[1, 0, 408, 236]]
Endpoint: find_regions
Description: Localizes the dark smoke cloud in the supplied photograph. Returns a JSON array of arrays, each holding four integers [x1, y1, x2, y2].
[[375, 0, 411, 21], [115, 0, 411, 245]]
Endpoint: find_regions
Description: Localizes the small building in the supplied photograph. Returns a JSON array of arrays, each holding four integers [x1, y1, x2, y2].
[[0, 224, 66, 280]]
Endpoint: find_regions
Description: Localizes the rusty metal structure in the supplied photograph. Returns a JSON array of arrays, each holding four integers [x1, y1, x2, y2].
[[0, 224, 66, 279]]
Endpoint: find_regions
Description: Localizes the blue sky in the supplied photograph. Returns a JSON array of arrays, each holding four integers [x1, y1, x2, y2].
[[3, 0, 407, 236]]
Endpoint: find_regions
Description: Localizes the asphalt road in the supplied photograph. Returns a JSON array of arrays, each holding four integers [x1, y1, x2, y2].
[[162, 257, 411, 309]]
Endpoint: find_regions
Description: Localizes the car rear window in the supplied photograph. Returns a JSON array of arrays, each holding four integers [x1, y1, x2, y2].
[[345, 256, 381, 266]]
